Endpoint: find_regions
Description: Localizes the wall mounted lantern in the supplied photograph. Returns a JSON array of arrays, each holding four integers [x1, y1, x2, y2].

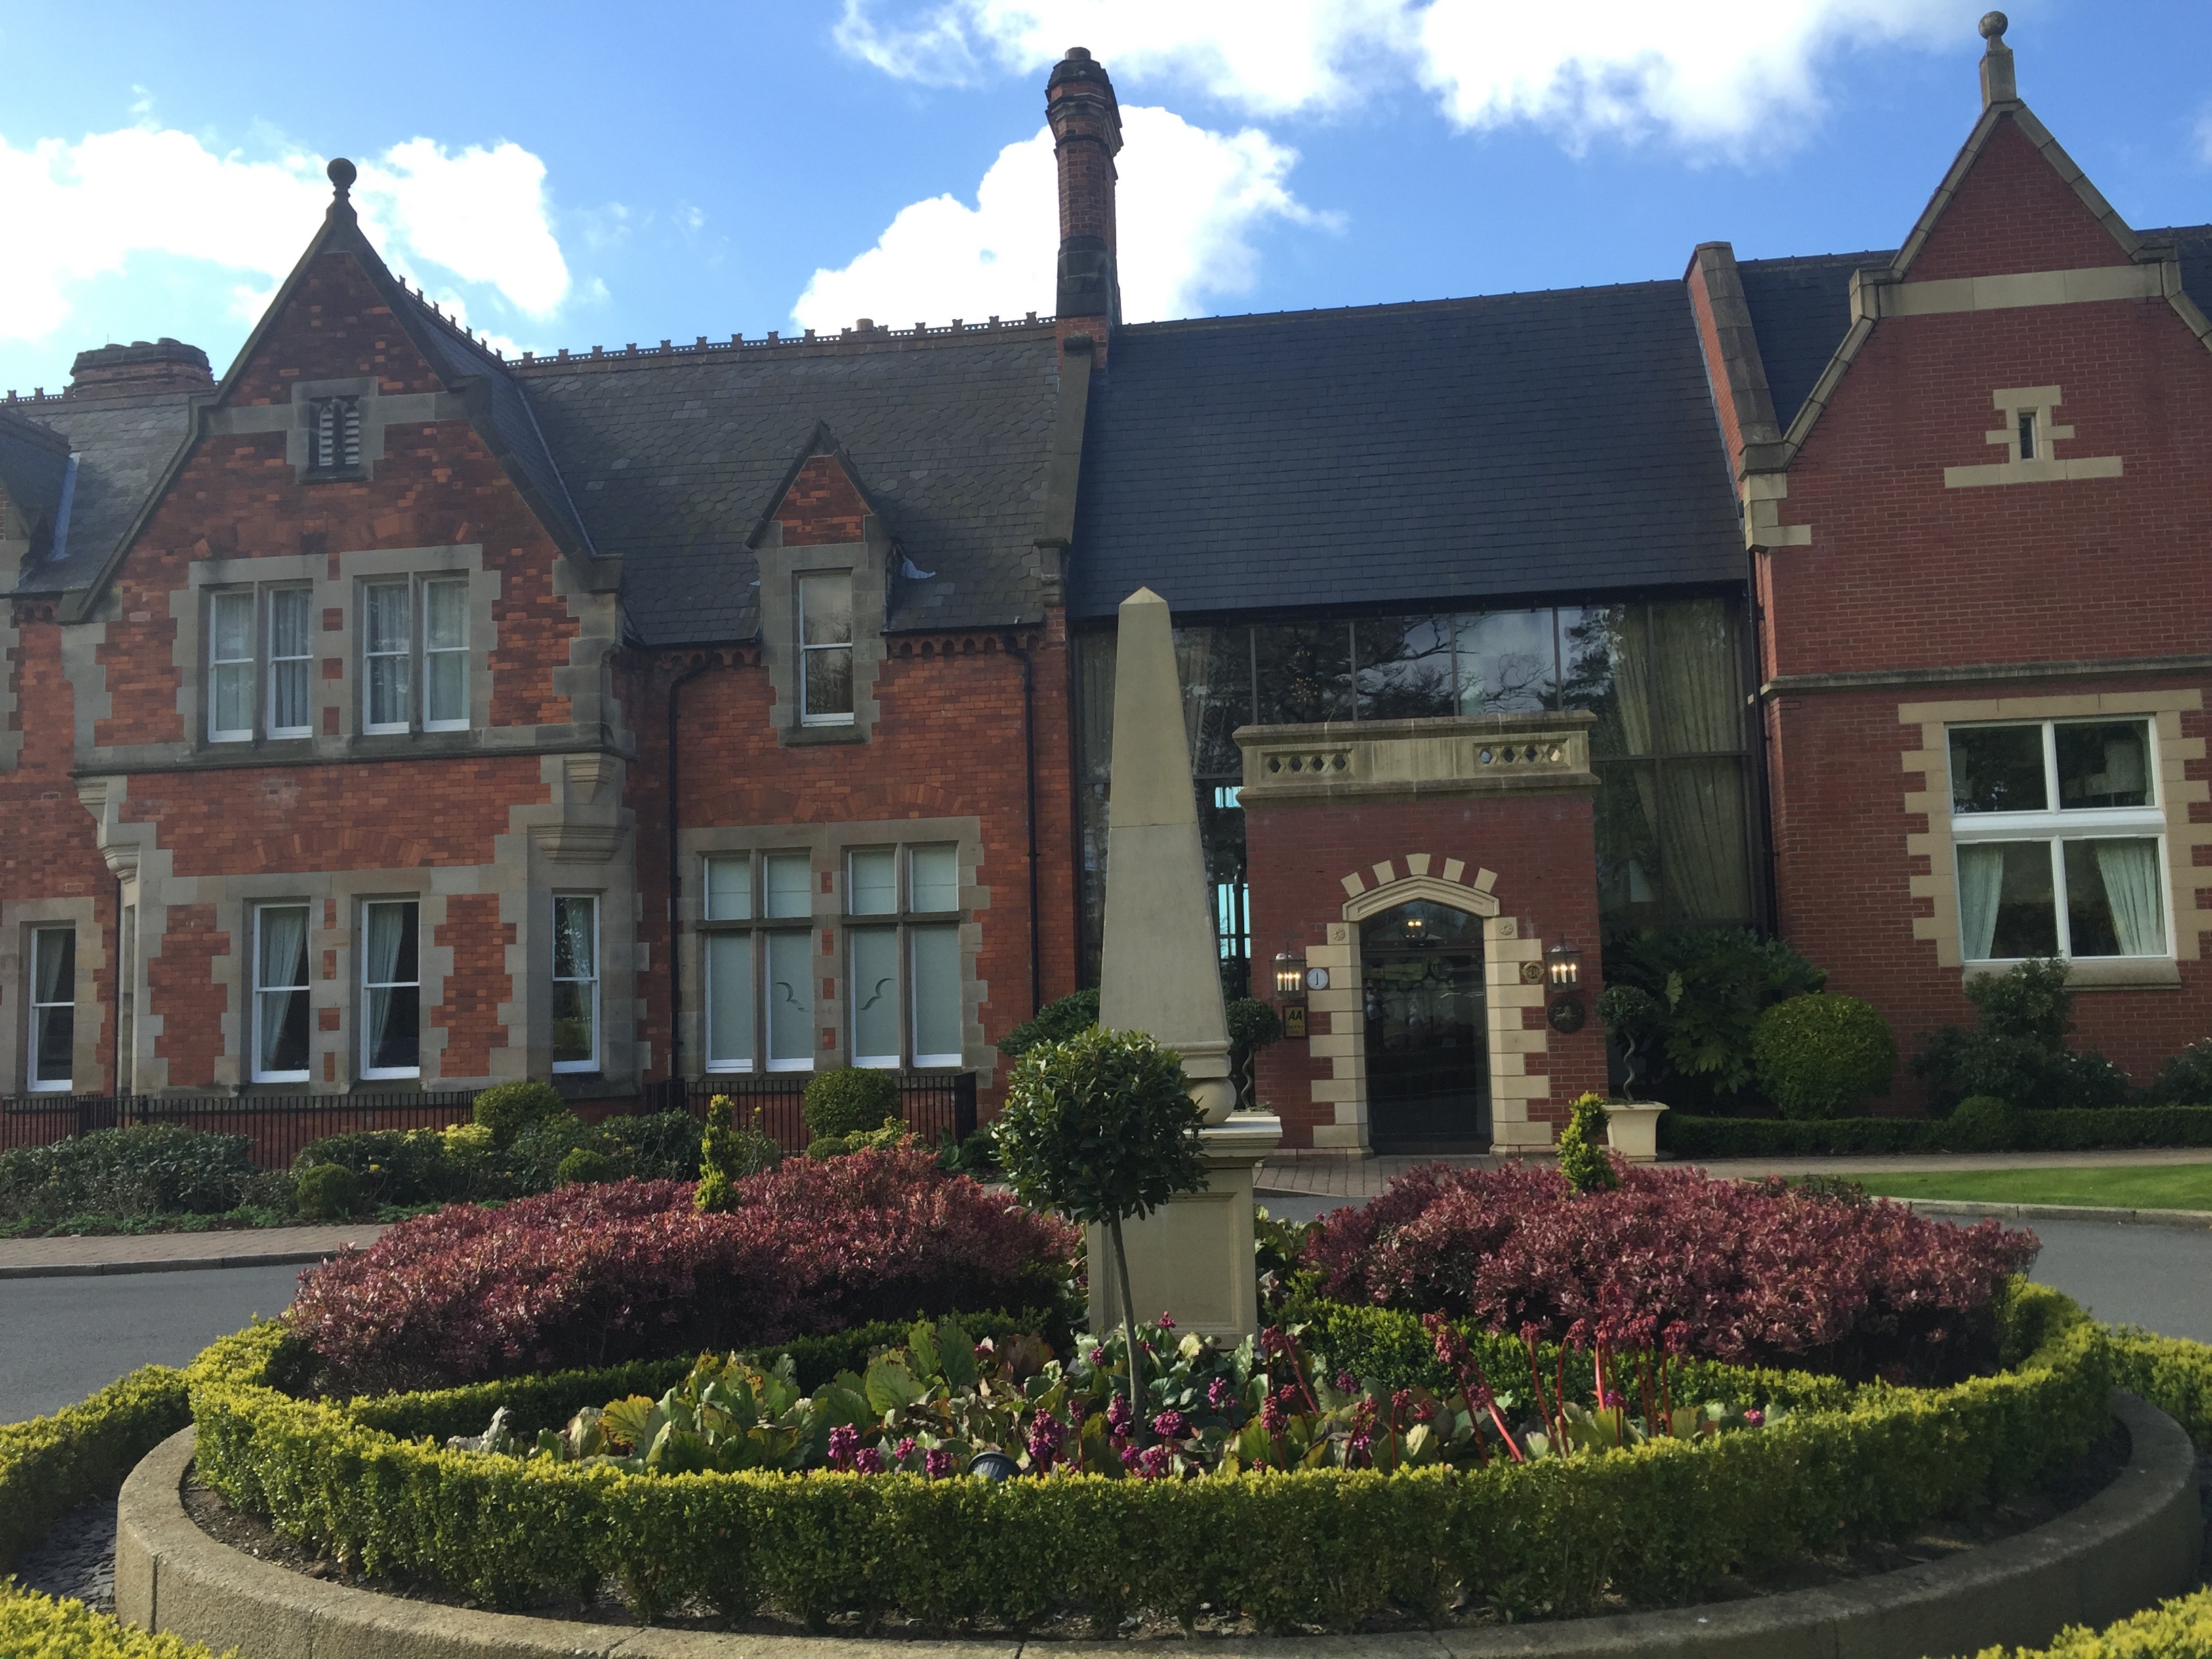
[[1273, 949, 1307, 1000], [1545, 937, 1586, 1033]]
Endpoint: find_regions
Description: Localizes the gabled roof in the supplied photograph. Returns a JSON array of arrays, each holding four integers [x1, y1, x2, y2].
[[1065, 285, 1745, 621], [516, 326, 1063, 647], [5, 388, 198, 597]]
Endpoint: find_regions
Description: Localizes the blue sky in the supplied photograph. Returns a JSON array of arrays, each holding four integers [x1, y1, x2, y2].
[[3, 1, 2209, 395]]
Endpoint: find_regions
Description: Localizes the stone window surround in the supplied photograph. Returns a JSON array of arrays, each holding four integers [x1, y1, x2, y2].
[[1296, 859, 1557, 1153], [0, 897, 106, 1096], [200, 377, 474, 487], [171, 545, 498, 757], [754, 520, 890, 747], [1942, 383, 2124, 490], [191, 873, 457, 1094], [674, 817, 990, 1081], [1903, 689, 2211, 987]]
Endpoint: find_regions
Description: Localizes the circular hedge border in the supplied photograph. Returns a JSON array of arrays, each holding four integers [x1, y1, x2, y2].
[[180, 1282, 2117, 1632]]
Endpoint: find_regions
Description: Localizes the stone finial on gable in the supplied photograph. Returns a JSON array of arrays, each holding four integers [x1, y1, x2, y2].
[[1978, 12, 2016, 107]]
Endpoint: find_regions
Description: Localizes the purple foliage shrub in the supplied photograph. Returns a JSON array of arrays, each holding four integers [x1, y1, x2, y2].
[[291, 1148, 1077, 1393], [1305, 1161, 2037, 1383]]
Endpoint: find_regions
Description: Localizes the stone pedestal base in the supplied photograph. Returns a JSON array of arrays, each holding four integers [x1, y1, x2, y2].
[[1087, 1113, 1282, 1344]]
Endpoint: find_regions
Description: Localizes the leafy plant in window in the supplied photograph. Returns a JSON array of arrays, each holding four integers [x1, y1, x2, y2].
[[1912, 957, 2131, 1113], [994, 1025, 1207, 1426], [1596, 928, 1825, 1112]]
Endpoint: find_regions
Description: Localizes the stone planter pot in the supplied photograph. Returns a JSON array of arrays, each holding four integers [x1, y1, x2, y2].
[[1604, 1100, 1668, 1162]]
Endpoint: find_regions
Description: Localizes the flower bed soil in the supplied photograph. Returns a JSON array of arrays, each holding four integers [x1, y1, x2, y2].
[[172, 1427, 2151, 1641]]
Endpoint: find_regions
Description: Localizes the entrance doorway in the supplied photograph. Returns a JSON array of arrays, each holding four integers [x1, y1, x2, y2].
[[1360, 900, 1488, 1151]]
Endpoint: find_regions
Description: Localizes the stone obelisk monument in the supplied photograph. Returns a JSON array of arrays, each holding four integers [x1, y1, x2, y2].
[[1091, 587, 1282, 1342]]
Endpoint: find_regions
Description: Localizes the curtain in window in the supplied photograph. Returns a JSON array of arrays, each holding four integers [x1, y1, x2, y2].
[[1957, 844, 2006, 961], [257, 907, 310, 1076], [31, 930, 75, 1085], [364, 903, 417, 1071], [1612, 601, 1751, 922], [2093, 838, 2165, 956]]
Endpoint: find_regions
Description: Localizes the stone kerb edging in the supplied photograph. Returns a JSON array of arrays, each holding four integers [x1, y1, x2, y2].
[[117, 1393, 2203, 1659]]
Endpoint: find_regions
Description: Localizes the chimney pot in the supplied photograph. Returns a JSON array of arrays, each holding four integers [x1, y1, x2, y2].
[[1046, 47, 1122, 362], [66, 337, 213, 399]]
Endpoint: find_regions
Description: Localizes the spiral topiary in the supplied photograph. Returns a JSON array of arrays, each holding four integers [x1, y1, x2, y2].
[[1555, 1093, 1619, 1194]]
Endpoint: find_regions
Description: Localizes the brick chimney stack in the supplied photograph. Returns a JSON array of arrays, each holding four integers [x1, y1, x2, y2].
[[66, 337, 213, 400], [1047, 46, 1122, 365]]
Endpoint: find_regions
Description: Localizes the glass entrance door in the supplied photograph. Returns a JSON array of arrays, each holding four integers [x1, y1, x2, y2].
[[1361, 901, 1488, 1151]]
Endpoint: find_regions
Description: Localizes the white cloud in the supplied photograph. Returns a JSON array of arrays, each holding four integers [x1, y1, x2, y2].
[[836, 0, 1966, 153], [791, 105, 1332, 332], [0, 125, 574, 350]]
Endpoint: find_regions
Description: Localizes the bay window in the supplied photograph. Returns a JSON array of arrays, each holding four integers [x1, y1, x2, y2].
[[361, 900, 421, 1079], [253, 904, 312, 1083], [28, 927, 75, 1092], [1949, 719, 2169, 962]]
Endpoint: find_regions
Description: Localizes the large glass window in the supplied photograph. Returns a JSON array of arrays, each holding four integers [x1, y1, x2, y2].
[[705, 933, 754, 1072], [361, 900, 420, 1079], [552, 895, 598, 1071], [209, 590, 255, 743], [765, 930, 814, 1070], [28, 927, 74, 1092], [850, 928, 901, 1067], [704, 854, 753, 922], [846, 844, 964, 1069], [764, 851, 813, 919], [1950, 720, 2167, 962], [267, 588, 312, 738], [253, 905, 311, 1084], [798, 573, 855, 724], [911, 924, 963, 1067]]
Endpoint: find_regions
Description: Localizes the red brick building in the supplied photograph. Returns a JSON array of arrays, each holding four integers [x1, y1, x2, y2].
[[2, 22, 2205, 1149]]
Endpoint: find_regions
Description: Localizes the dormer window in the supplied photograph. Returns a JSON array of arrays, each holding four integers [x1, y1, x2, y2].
[[307, 396, 362, 474], [798, 572, 855, 724]]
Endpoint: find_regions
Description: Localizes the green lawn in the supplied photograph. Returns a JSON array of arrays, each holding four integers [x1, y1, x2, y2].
[[1844, 1164, 2212, 1212]]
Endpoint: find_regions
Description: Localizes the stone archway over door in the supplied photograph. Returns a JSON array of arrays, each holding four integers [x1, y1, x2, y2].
[[1296, 857, 1554, 1153]]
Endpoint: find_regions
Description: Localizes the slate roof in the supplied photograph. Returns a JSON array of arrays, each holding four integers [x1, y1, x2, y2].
[[5, 390, 197, 596], [1734, 249, 1892, 436], [2142, 224, 2212, 319], [514, 328, 1061, 646], [1065, 285, 1746, 621], [0, 407, 72, 561]]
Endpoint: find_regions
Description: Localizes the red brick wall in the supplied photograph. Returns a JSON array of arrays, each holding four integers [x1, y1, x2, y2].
[[432, 893, 515, 1079], [1757, 109, 2212, 1101], [1, 606, 119, 1084], [775, 456, 869, 546], [629, 621, 1080, 1101], [148, 903, 228, 1089], [1245, 792, 1608, 1149]]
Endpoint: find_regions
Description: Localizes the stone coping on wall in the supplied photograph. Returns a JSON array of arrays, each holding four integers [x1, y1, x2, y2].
[[1233, 712, 1598, 805], [117, 1390, 2203, 1659]]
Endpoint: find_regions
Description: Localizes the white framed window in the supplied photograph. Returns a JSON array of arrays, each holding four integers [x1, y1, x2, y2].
[[910, 924, 963, 1068], [704, 853, 753, 922], [844, 844, 964, 1070], [848, 846, 897, 916], [209, 590, 255, 743], [27, 926, 75, 1092], [253, 904, 312, 1084], [267, 588, 313, 739], [765, 928, 814, 1071], [361, 900, 420, 1080], [850, 928, 901, 1067], [552, 895, 599, 1072], [764, 851, 813, 919], [423, 577, 470, 731], [1948, 719, 2170, 962], [363, 581, 411, 733], [797, 572, 855, 725], [705, 932, 754, 1073]]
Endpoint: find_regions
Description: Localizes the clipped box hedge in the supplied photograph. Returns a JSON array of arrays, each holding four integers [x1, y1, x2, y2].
[[1660, 1104, 2212, 1160], [184, 1281, 2118, 1631], [0, 1364, 223, 1659]]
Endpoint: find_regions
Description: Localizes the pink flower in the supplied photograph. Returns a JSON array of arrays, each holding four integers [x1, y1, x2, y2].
[[827, 1425, 859, 1470], [855, 1446, 884, 1475], [924, 1448, 954, 1479], [1742, 1409, 1764, 1427], [1152, 1410, 1188, 1439]]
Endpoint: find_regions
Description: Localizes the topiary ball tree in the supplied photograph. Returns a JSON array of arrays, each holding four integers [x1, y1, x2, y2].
[[803, 1067, 902, 1140], [994, 1025, 1208, 1425], [471, 1080, 565, 1148], [1753, 993, 1898, 1120], [1555, 1094, 1619, 1194]]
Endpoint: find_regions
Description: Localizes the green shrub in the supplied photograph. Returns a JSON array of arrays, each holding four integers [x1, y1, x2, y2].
[[1661, 1104, 2212, 1158], [182, 1281, 2115, 1629], [0, 1586, 228, 1658], [1944, 1094, 2025, 1153], [2108, 1326, 2212, 1448], [1598, 928, 1826, 1111], [995, 987, 1100, 1059], [1915, 958, 2132, 1113], [937, 1128, 1000, 1176], [555, 1147, 619, 1186], [291, 1162, 363, 1221], [291, 1128, 470, 1206], [2142, 1037, 2212, 1107], [806, 1118, 907, 1160], [0, 1364, 191, 1573], [599, 1110, 705, 1182], [471, 1080, 566, 1147], [802, 1067, 902, 1140], [0, 1126, 262, 1225], [1752, 994, 1896, 1118], [1555, 1093, 1618, 1193], [503, 1109, 597, 1186]]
